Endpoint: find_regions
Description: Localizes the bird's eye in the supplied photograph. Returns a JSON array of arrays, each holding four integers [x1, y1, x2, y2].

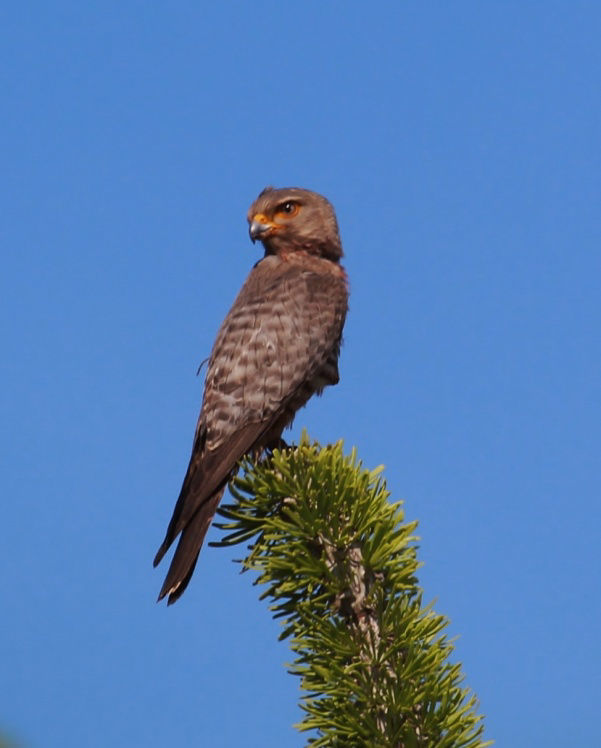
[[275, 201, 299, 218]]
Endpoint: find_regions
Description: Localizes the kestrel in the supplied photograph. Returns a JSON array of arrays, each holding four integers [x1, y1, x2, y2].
[[154, 187, 349, 604]]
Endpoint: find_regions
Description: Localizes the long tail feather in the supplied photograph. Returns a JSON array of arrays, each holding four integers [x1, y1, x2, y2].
[[156, 488, 225, 604]]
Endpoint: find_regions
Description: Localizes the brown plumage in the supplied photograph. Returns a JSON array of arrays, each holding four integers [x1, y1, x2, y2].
[[154, 187, 349, 604]]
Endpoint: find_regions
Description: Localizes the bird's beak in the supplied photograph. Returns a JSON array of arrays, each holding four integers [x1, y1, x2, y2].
[[249, 213, 277, 243]]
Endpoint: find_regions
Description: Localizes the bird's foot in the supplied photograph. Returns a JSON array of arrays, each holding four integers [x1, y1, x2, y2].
[[267, 436, 290, 453]]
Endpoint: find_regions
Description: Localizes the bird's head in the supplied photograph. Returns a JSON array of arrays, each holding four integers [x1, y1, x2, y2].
[[247, 186, 343, 262]]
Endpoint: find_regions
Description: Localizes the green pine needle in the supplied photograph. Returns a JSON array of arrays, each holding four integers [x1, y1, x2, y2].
[[214, 433, 491, 747]]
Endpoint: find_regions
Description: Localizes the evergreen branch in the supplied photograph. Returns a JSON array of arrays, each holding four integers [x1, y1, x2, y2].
[[213, 434, 491, 747]]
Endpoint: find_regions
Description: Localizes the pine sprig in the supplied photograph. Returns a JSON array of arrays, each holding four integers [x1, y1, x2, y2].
[[213, 434, 491, 747]]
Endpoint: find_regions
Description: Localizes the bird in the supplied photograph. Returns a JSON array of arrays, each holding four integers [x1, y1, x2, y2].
[[154, 186, 349, 604]]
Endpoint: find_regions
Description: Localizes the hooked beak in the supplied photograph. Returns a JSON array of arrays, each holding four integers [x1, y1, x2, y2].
[[248, 213, 278, 243]]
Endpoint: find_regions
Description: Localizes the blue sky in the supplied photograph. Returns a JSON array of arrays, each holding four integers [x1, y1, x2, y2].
[[2, 2, 600, 746]]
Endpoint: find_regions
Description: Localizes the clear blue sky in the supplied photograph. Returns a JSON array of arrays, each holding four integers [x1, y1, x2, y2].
[[2, 2, 599, 746]]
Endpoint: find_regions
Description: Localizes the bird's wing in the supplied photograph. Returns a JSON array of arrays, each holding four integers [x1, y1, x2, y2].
[[154, 255, 348, 567]]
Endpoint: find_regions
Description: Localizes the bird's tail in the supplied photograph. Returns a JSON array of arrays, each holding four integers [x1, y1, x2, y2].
[[155, 488, 225, 605]]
